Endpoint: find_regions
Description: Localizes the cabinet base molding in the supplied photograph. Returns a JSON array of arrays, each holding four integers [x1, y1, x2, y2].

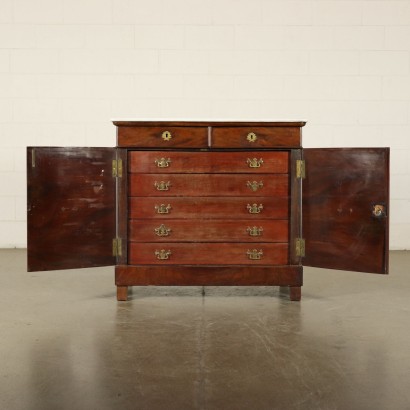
[[115, 265, 302, 301]]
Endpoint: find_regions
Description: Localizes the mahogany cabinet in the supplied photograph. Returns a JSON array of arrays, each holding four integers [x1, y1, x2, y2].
[[27, 121, 389, 301]]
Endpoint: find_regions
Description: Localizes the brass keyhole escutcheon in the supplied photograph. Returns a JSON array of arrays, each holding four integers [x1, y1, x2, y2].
[[246, 132, 257, 143], [246, 249, 263, 260], [247, 226, 263, 237], [247, 181, 264, 192], [155, 204, 171, 214], [247, 158, 263, 168], [372, 204, 386, 218], [162, 130, 172, 141], [155, 158, 171, 168], [247, 203, 263, 214], [155, 249, 172, 260], [154, 181, 171, 191], [154, 224, 172, 237]]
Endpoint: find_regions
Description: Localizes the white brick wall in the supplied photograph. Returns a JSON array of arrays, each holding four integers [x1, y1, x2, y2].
[[0, 0, 409, 249]]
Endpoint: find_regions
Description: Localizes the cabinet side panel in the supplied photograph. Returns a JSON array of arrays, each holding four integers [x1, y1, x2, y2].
[[27, 147, 116, 271], [303, 148, 389, 274]]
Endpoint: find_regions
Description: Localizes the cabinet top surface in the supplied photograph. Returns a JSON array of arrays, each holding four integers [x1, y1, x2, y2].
[[112, 119, 307, 127]]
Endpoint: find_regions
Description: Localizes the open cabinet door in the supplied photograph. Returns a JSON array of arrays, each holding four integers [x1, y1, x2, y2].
[[27, 147, 117, 271], [302, 148, 389, 274]]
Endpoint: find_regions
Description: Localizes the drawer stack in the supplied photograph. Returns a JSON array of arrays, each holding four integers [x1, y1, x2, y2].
[[127, 150, 290, 266]]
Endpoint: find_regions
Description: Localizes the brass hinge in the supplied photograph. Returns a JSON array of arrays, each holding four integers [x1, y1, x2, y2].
[[112, 159, 123, 178], [112, 238, 122, 257], [31, 149, 36, 168], [296, 160, 305, 179], [295, 238, 305, 257]]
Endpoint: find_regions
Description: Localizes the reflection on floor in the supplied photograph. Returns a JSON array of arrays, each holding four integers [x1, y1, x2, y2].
[[0, 249, 409, 410]]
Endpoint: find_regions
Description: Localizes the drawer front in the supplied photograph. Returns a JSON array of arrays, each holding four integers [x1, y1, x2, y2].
[[129, 243, 288, 265], [129, 219, 288, 242], [129, 174, 288, 197], [129, 151, 289, 174], [212, 127, 301, 148], [118, 126, 208, 148], [129, 197, 289, 219]]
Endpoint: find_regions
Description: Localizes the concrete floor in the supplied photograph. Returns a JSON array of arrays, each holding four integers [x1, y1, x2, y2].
[[0, 250, 409, 410]]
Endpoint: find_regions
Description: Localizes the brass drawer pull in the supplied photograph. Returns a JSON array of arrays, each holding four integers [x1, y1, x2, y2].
[[247, 226, 263, 237], [246, 132, 257, 142], [155, 157, 171, 168], [247, 203, 263, 214], [154, 181, 171, 191], [155, 204, 171, 214], [161, 130, 172, 141], [154, 224, 172, 237], [155, 249, 171, 260], [247, 158, 263, 168], [247, 181, 263, 192], [247, 249, 263, 260]]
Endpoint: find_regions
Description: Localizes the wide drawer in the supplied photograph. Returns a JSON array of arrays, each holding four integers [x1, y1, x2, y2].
[[212, 127, 301, 148], [128, 243, 288, 265], [129, 219, 288, 242], [117, 126, 208, 148], [128, 151, 289, 174], [129, 197, 289, 219], [129, 174, 288, 197]]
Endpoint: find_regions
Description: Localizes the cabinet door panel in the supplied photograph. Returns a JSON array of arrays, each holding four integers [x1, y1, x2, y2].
[[27, 147, 116, 271], [303, 148, 389, 274]]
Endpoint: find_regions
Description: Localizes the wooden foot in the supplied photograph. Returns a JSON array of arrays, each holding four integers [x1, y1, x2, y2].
[[289, 286, 301, 301], [117, 286, 128, 301]]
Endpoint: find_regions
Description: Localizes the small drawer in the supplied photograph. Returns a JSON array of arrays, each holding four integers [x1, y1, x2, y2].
[[129, 197, 289, 219], [128, 151, 289, 174], [117, 126, 208, 148], [211, 127, 301, 148], [129, 174, 288, 197], [129, 219, 289, 243], [128, 242, 288, 265]]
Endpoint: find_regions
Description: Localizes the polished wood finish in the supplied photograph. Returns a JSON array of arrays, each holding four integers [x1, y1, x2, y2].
[[26, 120, 390, 303], [114, 120, 307, 128], [115, 265, 303, 286], [129, 197, 289, 219], [212, 127, 301, 148], [129, 219, 288, 242], [129, 151, 289, 174], [27, 147, 116, 271], [117, 126, 208, 148], [129, 174, 289, 197], [129, 243, 288, 265], [303, 148, 389, 274]]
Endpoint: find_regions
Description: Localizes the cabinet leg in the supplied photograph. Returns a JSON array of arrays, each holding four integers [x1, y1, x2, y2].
[[289, 286, 301, 301], [117, 286, 128, 301]]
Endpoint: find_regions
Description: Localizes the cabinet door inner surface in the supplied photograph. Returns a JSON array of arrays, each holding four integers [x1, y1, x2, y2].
[[27, 147, 116, 271], [302, 148, 389, 274]]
